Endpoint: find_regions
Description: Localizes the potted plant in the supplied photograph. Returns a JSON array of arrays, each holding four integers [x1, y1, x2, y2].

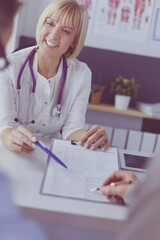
[[110, 75, 139, 110], [90, 73, 107, 105]]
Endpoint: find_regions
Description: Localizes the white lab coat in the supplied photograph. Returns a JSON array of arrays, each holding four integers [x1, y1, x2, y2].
[[0, 46, 91, 140]]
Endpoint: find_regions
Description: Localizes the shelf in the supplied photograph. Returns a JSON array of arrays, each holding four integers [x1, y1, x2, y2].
[[87, 103, 160, 121]]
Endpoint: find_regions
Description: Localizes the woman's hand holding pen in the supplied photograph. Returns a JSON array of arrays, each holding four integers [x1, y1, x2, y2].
[[101, 170, 137, 204], [79, 125, 109, 151], [1, 126, 37, 153]]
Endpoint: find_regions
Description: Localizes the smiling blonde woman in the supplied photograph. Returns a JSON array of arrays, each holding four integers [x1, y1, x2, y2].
[[0, 0, 109, 154]]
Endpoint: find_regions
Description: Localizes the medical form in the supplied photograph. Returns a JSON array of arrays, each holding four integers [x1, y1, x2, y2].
[[41, 139, 119, 203]]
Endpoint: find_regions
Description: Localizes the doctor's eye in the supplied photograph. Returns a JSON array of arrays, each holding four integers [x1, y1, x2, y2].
[[47, 21, 54, 26], [63, 29, 70, 35], [62, 27, 73, 35], [46, 18, 55, 26]]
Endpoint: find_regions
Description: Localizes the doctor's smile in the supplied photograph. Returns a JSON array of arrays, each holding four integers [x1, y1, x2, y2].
[[45, 40, 58, 48], [0, 0, 109, 154]]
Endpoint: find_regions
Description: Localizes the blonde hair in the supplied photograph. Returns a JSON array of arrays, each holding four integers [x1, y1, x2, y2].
[[36, 0, 89, 59]]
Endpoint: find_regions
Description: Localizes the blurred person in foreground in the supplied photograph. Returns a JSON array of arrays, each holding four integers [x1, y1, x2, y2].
[[102, 150, 160, 240], [0, 0, 47, 239]]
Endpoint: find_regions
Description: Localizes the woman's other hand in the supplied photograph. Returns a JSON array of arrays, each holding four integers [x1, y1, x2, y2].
[[101, 170, 137, 204], [79, 125, 109, 151], [1, 126, 37, 153]]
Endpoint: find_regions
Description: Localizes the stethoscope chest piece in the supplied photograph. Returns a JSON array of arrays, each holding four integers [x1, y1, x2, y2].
[[52, 104, 61, 117]]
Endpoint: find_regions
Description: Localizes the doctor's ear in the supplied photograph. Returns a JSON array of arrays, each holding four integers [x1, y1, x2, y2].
[[71, 41, 75, 49], [70, 36, 77, 49], [66, 46, 75, 57]]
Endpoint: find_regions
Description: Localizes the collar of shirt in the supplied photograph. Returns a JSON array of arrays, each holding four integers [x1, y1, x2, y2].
[[33, 51, 63, 85], [31, 51, 65, 119]]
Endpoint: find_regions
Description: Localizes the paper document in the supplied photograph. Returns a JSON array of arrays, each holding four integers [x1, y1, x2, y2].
[[41, 139, 119, 203], [137, 102, 160, 117]]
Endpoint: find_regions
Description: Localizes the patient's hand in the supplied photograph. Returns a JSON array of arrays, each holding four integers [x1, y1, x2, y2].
[[102, 170, 137, 204]]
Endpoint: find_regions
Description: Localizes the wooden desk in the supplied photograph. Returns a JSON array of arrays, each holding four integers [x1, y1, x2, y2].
[[0, 141, 128, 232], [87, 104, 160, 121]]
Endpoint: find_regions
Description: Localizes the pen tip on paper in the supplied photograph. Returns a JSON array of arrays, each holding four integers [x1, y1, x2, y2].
[[90, 186, 102, 192], [90, 188, 96, 192]]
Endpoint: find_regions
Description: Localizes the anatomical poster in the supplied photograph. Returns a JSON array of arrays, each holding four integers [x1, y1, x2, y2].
[[153, 0, 160, 41], [93, 0, 155, 42], [77, 0, 97, 34]]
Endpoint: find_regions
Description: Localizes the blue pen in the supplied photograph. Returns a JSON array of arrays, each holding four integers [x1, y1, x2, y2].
[[35, 141, 67, 169]]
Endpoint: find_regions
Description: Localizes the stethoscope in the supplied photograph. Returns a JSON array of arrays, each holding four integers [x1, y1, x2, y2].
[[14, 46, 67, 125]]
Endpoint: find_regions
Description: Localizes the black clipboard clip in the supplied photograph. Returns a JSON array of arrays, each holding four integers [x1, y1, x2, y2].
[[71, 140, 102, 149], [71, 140, 79, 145]]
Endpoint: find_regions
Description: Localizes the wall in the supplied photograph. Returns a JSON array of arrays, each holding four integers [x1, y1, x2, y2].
[[6, 14, 19, 55], [15, 0, 44, 48], [78, 46, 160, 105], [15, 0, 54, 49]]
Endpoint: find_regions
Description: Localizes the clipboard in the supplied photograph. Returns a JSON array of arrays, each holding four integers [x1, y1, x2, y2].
[[40, 139, 120, 203]]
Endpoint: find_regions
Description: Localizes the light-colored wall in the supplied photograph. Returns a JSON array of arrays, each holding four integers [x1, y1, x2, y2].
[[6, 14, 19, 54], [15, 0, 52, 49]]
